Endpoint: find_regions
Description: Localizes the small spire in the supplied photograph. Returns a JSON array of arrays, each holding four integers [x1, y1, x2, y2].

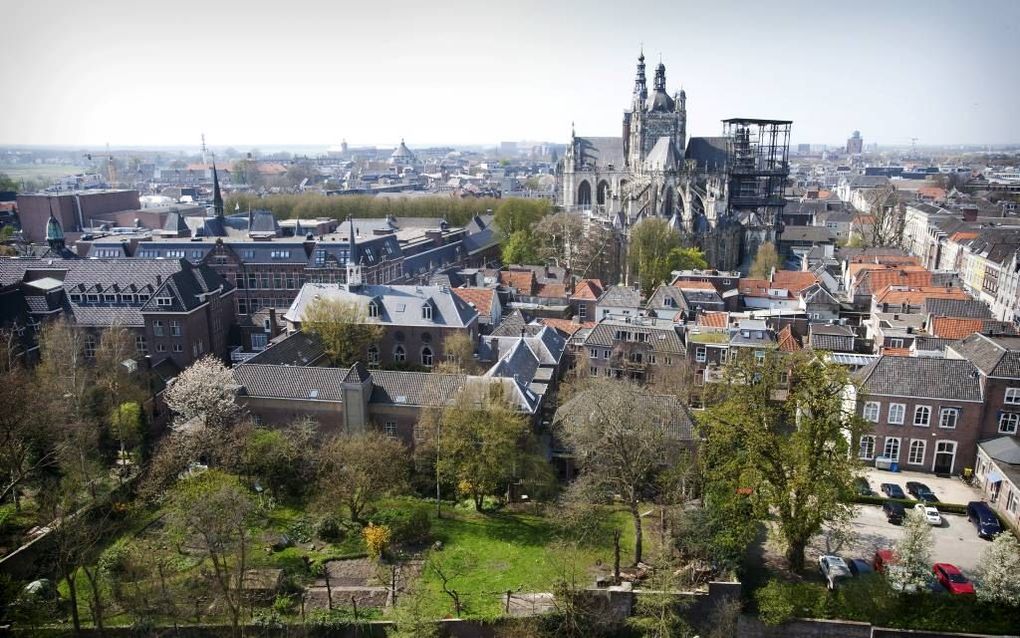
[[212, 154, 224, 217]]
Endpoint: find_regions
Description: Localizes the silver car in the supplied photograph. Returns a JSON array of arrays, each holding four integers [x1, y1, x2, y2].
[[818, 555, 851, 590]]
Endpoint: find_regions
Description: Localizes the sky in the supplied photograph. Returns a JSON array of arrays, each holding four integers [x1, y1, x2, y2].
[[2, 0, 1019, 149]]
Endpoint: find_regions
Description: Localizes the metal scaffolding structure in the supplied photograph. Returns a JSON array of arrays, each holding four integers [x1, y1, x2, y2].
[[723, 118, 792, 239]]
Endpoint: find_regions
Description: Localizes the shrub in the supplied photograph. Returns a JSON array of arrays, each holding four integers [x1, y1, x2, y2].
[[369, 504, 431, 545], [755, 580, 829, 626], [363, 523, 391, 559]]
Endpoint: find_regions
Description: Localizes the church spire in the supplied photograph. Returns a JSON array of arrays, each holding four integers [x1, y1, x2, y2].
[[46, 212, 65, 251], [212, 156, 224, 217], [633, 49, 648, 108], [653, 60, 667, 93]]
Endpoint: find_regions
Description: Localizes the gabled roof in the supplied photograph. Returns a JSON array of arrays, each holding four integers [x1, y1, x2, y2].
[[243, 331, 328, 366], [538, 317, 594, 337], [777, 325, 802, 352], [698, 311, 729, 328], [573, 136, 625, 169], [930, 317, 984, 340], [924, 298, 991, 319], [771, 270, 819, 294], [644, 137, 681, 172], [854, 356, 983, 402], [490, 309, 542, 338], [583, 319, 684, 353], [874, 285, 969, 307], [451, 287, 495, 317], [978, 436, 1020, 466], [598, 284, 642, 308], [948, 333, 1020, 379], [673, 279, 716, 291], [285, 283, 478, 328], [233, 364, 347, 402], [571, 279, 605, 300], [499, 269, 537, 295], [369, 371, 466, 407]]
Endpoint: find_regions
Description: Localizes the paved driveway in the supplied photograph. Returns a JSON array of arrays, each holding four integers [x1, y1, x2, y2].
[[863, 467, 983, 505]]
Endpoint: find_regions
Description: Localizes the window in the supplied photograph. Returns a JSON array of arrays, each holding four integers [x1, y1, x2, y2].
[[1008, 490, 1018, 516], [908, 440, 926, 465], [863, 401, 880, 423], [1006, 388, 1020, 404], [252, 333, 268, 349], [270, 250, 291, 259], [368, 302, 379, 318], [135, 335, 147, 354], [695, 347, 707, 363], [238, 298, 248, 315], [889, 338, 904, 349], [248, 274, 258, 289], [241, 249, 255, 259], [83, 335, 96, 358], [314, 249, 326, 266], [883, 437, 901, 462], [156, 343, 166, 353], [888, 403, 906, 425], [394, 345, 406, 363], [70, 294, 81, 303], [367, 345, 380, 366], [999, 412, 1020, 434], [153, 320, 164, 337], [104, 294, 116, 303], [172, 343, 183, 353], [260, 273, 270, 289], [170, 321, 181, 337], [421, 347, 433, 368], [589, 366, 598, 376], [422, 304, 432, 320], [87, 294, 99, 303], [589, 347, 598, 359], [754, 350, 765, 363], [939, 408, 959, 429], [913, 405, 931, 427], [859, 435, 876, 460], [273, 273, 284, 289], [156, 297, 172, 307], [602, 349, 610, 359], [384, 421, 397, 437], [578, 304, 586, 320]]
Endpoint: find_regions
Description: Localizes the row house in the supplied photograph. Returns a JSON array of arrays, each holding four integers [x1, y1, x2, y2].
[[0, 256, 234, 370], [684, 319, 779, 400], [864, 286, 971, 354], [580, 316, 684, 383], [283, 272, 479, 370], [645, 280, 725, 321], [974, 437, 1020, 531]]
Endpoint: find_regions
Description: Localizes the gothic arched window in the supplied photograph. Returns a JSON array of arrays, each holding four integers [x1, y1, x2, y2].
[[394, 345, 406, 363], [421, 346, 433, 368], [597, 180, 610, 205], [367, 345, 380, 366], [577, 181, 592, 206]]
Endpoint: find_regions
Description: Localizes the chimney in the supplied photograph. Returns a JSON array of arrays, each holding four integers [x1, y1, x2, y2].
[[268, 307, 280, 338]]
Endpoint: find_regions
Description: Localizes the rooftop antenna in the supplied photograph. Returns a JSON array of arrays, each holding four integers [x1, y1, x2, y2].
[[201, 133, 208, 165]]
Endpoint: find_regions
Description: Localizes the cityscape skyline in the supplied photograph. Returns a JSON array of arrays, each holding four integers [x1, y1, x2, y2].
[[3, 0, 1019, 148]]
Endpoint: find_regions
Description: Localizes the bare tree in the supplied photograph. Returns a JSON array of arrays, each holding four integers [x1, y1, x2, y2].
[[861, 185, 905, 247], [316, 431, 409, 522]]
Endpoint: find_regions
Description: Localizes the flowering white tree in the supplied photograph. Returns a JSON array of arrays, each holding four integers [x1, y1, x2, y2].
[[163, 356, 241, 429], [975, 532, 1020, 606], [889, 508, 932, 591]]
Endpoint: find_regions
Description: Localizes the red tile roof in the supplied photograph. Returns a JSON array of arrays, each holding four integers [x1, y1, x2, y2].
[[538, 318, 593, 336], [499, 270, 536, 295], [930, 316, 983, 340], [881, 347, 911, 357], [771, 270, 819, 293], [452, 287, 494, 315], [698, 311, 729, 328], [874, 285, 969, 306], [571, 279, 605, 300], [858, 268, 933, 295], [777, 325, 802, 352], [535, 283, 568, 298], [673, 279, 715, 291]]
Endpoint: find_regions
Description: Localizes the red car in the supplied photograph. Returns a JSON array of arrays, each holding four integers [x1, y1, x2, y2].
[[872, 549, 897, 573], [933, 563, 975, 595]]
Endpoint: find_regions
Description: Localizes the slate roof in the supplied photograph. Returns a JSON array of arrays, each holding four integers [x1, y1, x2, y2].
[[644, 137, 681, 172], [243, 331, 328, 366], [598, 285, 642, 308], [854, 356, 983, 402], [923, 298, 992, 319], [369, 371, 466, 407], [583, 318, 684, 353], [685, 137, 728, 171], [948, 333, 1020, 379], [978, 436, 1020, 466], [233, 364, 347, 402], [574, 136, 625, 169], [490, 309, 542, 337], [285, 283, 478, 328], [139, 261, 232, 313]]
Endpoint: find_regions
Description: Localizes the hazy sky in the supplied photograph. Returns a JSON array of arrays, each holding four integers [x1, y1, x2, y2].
[[3, 0, 1019, 148]]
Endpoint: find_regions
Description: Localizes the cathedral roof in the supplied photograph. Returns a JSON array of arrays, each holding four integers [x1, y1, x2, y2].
[[648, 90, 675, 112], [685, 137, 729, 171], [574, 136, 625, 170], [644, 137, 681, 172]]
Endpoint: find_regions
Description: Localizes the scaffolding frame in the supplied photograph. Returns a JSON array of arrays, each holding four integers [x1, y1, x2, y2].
[[722, 118, 792, 239]]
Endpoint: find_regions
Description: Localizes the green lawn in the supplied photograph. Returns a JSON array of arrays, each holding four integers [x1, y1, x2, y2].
[[416, 505, 643, 619]]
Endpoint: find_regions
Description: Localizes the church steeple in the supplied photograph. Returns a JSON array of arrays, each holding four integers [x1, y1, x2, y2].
[[212, 157, 224, 217], [653, 61, 666, 93], [633, 49, 648, 109]]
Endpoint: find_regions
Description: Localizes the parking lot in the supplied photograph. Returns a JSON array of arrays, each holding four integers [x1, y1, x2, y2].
[[810, 468, 991, 574]]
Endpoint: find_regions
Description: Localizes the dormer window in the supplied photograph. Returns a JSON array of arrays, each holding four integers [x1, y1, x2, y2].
[[422, 304, 433, 320], [368, 301, 379, 318], [86, 294, 99, 303], [104, 294, 117, 303], [70, 294, 81, 303], [157, 297, 172, 307]]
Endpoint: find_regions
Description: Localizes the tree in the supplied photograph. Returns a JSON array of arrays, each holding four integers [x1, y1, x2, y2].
[[975, 532, 1020, 606], [748, 242, 780, 279], [666, 246, 708, 273], [700, 351, 865, 571], [438, 331, 477, 373], [558, 378, 674, 564], [163, 355, 242, 429], [862, 185, 905, 248], [108, 402, 143, 471], [241, 419, 317, 498], [493, 198, 549, 237], [418, 384, 545, 512], [167, 470, 255, 638], [534, 211, 584, 267], [889, 507, 933, 592], [316, 431, 409, 522], [627, 555, 695, 638], [629, 218, 681, 297], [502, 230, 540, 265], [300, 296, 383, 368], [0, 172, 19, 191]]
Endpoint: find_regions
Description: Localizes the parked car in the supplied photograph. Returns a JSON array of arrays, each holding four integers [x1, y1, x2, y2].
[[854, 477, 872, 496], [872, 548, 896, 573], [916, 491, 940, 504], [966, 501, 1003, 539], [882, 501, 906, 524], [933, 563, 975, 595], [846, 558, 873, 578], [914, 504, 942, 526], [905, 481, 931, 498], [818, 555, 851, 590], [881, 483, 906, 499]]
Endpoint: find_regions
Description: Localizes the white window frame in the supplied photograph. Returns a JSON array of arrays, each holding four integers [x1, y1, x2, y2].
[[384, 421, 397, 437], [153, 320, 164, 337], [859, 435, 876, 460], [999, 412, 1020, 434], [888, 403, 906, 425], [883, 437, 901, 462], [251, 333, 268, 350], [695, 346, 707, 363], [913, 405, 931, 427], [938, 407, 959, 429], [1005, 388, 1020, 404], [422, 304, 433, 320], [421, 346, 433, 368], [863, 401, 880, 423], [367, 345, 380, 366], [170, 320, 181, 337], [908, 439, 926, 465], [889, 337, 904, 349], [394, 345, 406, 363]]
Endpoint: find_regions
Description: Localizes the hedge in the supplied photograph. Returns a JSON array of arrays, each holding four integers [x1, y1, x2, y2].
[[851, 494, 969, 515]]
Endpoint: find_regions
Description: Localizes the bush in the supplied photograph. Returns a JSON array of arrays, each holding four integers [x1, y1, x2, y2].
[[851, 494, 968, 515], [369, 504, 431, 544], [755, 580, 829, 626], [363, 523, 391, 559]]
